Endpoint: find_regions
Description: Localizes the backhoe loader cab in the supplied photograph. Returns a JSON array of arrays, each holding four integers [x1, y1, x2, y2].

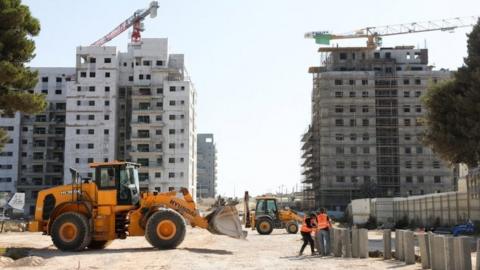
[[247, 196, 303, 235], [28, 161, 246, 251]]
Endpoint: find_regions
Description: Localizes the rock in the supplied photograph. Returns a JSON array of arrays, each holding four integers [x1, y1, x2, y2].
[[11, 256, 45, 267], [0, 256, 14, 267]]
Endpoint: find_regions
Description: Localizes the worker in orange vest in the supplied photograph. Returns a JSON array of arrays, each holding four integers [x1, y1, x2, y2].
[[315, 208, 332, 256], [298, 213, 317, 256]]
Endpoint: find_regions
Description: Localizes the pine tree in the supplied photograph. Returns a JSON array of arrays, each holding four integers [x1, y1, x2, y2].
[[0, 0, 45, 149], [422, 19, 480, 167]]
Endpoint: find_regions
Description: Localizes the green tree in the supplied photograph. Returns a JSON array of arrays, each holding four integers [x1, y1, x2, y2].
[[0, 0, 45, 149], [422, 19, 480, 168]]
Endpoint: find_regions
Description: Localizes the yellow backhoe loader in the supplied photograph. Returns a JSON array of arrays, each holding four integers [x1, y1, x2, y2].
[[244, 194, 303, 235], [28, 161, 245, 251]]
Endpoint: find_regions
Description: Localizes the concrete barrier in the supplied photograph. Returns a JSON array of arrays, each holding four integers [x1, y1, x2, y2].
[[352, 227, 359, 258], [397, 230, 405, 261], [341, 228, 352, 258], [383, 229, 392, 260], [395, 230, 400, 259], [444, 236, 455, 270], [417, 233, 431, 269], [432, 235, 446, 270], [358, 228, 368, 258], [333, 228, 342, 257], [453, 236, 472, 270], [476, 239, 480, 270], [403, 231, 415, 265], [428, 232, 435, 269]]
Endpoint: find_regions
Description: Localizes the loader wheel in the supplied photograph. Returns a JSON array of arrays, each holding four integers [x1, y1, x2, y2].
[[51, 212, 91, 251], [87, 240, 112, 250], [145, 209, 186, 249], [285, 222, 298, 234], [256, 219, 273, 235]]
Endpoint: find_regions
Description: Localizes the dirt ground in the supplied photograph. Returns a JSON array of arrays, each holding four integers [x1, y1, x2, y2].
[[0, 228, 426, 270]]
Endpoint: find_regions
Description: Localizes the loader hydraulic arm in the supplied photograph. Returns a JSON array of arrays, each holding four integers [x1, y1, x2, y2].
[[140, 188, 209, 229]]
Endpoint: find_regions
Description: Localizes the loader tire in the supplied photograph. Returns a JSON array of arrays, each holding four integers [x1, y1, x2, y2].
[[145, 209, 186, 249], [256, 219, 273, 235], [51, 212, 91, 251], [87, 240, 111, 250], [285, 222, 298, 234]]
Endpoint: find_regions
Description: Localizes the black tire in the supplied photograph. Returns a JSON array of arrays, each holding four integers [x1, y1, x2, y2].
[[285, 222, 299, 234], [87, 240, 112, 250], [51, 212, 91, 251], [256, 218, 273, 235], [145, 209, 186, 249]]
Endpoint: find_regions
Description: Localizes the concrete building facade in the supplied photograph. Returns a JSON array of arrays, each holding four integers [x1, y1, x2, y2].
[[301, 45, 455, 211], [197, 134, 217, 198], [0, 38, 198, 215]]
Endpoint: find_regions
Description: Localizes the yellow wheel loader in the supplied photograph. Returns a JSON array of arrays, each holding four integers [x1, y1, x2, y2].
[[28, 161, 246, 251], [245, 196, 303, 235]]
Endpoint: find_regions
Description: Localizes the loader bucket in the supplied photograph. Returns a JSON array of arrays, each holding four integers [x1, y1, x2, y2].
[[206, 205, 247, 239]]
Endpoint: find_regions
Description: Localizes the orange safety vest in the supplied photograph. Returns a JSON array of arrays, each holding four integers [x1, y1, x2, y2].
[[317, 213, 331, 230], [300, 217, 313, 233]]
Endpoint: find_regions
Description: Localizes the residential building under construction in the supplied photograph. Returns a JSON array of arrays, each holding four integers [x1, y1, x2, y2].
[[301, 45, 456, 211]]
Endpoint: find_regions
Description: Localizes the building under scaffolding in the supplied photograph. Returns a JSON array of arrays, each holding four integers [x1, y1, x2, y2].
[[301, 45, 456, 211]]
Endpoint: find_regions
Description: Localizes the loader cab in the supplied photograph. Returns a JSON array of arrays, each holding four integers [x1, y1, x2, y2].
[[92, 161, 140, 206], [255, 197, 278, 218]]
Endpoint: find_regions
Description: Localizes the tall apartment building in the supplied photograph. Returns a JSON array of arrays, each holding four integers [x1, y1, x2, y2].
[[197, 134, 217, 198], [10, 68, 74, 214], [0, 38, 197, 214], [66, 38, 197, 197], [301, 46, 455, 211], [0, 113, 21, 194]]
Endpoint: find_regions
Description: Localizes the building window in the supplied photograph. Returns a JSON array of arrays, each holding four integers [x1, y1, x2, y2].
[[155, 172, 161, 178], [363, 161, 370, 169], [105, 100, 110, 106], [104, 129, 109, 135], [104, 115, 109, 120], [156, 129, 162, 135], [417, 176, 424, 183], [415, 79, 421, 85], [335, 106, 344, 113], [105, 86, 110, 92], [362, 133, 369, 141], [170, 86, 176, 92], [157, 88, 163, 94], [362, 105, 369, 113], [169, 100, 176, 106], [89, 86, 95, 92], [406, 176, 413, 183], [363, 147, 370, 154], [339, 53, 347, 60], [415, 105, 422, 113], [362, 119, 369, 126], [88, 115, 95, 120], [55, 89, 62, 95], [349, 80, 355, 85], [89, 72, 96, 78], [334, 79, 343, 86], [335, 119, 344, 126], [362, 79, 368, 85], [336, 147, 344, 154], [351, 161, 358, 169], [156, 60, 163, 66], [404, 91, 410, 97], [104, 58, 111, 63], [169, 143, 175, 149], [405, 161, 412, 169], [169, 115, 175, 120], [415, 91, 421, 97], [416, 147, 423, 154], [403, 79, 410, 85], [168, 158, 175, 164], [80, 72, 86, 78], [349, 91, 356, 97], [146, 74, 151, 80], [350, 134, 357, 141], [434, 176, 441, 183], [88, 129, 94, 135], [88, 143, 94, 149], [168, 172, 175, 178], [335, 134, 344, 141], [42, 76, 48, 82], [404, 119, 411, 126], [433, 161, 440, 168], [405, 134, 411, 141], [336, 176, 345, 182], [335, 91, 343, 98], [362, 91, 369, 97], [88, 101, 95, 106], [403, 105, 410, 113], [143, 60, 151, 66], [90, 57, 96, 63], [139, 74, 144, 80], [105, 72, 110, 78], [349, 105, 356, 113], [405, 147, 411, 154], [87, 158, 94, 163], [349, 119, 356, 127], [129, 76, 133, 81]]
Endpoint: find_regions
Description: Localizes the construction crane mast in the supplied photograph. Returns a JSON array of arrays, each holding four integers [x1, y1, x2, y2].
[[91, 1, 159, 47], [305, 16, 479, 48]]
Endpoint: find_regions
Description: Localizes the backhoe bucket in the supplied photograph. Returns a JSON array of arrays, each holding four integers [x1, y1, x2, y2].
[[206, 206, 247, 239]]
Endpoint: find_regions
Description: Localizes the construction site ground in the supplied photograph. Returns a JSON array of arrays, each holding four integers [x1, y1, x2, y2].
[[0, 229, 434, 270]]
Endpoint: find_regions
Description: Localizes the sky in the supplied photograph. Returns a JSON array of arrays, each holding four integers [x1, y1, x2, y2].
[[23, 0, 479, 197]]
